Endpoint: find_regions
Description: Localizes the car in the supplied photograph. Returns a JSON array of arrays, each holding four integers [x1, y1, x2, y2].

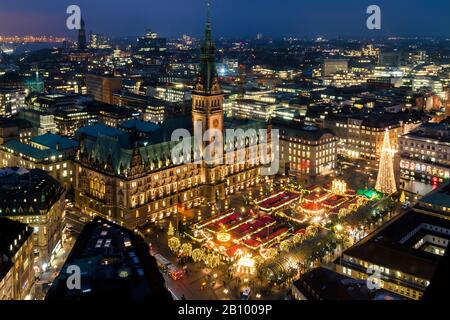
[[167, 264, 184, 281], [401, 202, 411, 209], [241, 287, 251, 300]]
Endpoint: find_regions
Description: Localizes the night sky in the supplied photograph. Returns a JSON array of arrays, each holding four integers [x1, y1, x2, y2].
[[0, 0, 449, 39]]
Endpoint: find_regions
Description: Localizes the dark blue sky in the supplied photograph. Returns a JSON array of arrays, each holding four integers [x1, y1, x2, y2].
[[0, 0, 449, 39]]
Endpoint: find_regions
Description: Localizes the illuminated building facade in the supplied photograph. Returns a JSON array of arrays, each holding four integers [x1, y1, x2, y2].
[[153, 84, 191, 103], [112, 91, 166, 124], [399, 122, 450, 184], [337, 208, 449, 300], [276, 120, 338, 185], [323, 114, 403, 160], [53, 107, 97, 137], [19, 109, 57, 136], [0, 133, 77, 190], [0, 218, 34, 300], [0, 118, 33, 144], [229, 99, 277, 121], [322, 59, 348, 77], [85, 74, 123, 104], [0, 88, 26, 117], [74, 4, 268, 229], [0, 168, 65, 270]]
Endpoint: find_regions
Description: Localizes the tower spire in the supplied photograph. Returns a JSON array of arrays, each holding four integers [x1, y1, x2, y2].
[[78, 16, 87, 50], [206, 0, 211, 30], [195, 0, 218, 93]]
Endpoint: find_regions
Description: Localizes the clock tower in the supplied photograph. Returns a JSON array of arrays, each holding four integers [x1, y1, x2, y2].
[[192, 0, 225, 203]]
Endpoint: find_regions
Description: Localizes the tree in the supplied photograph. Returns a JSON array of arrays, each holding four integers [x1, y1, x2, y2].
[[399, 190, 406, 204], [265, 248, 279, 260], [205, 254, 220, 268], [280, 240, 292, 252], [292, 233, 304, 245], [191, 248, 204, 262], [167, 221, 175, 237], [306, 225, 318, 238], [168, 237, 181, 253], [180, 243, 192, 257]]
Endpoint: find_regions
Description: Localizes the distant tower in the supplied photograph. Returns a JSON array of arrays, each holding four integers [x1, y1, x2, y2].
[[78, 17, 87, 50], [192, 0, 225, 202], [375, 130, 398, 195]]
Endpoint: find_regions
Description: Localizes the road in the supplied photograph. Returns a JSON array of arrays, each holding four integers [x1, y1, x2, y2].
[[30, 201, 86, 300]]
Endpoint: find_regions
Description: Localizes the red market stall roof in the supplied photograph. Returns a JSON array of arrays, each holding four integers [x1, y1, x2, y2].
[[300, 201, 324, 213], [258, 191, 300, 211]]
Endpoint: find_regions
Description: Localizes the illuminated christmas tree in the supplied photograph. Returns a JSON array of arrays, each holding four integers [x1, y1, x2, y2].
[[167, 221, 175, 237], [375, 130, 398, 195], [399, 190, 406, 203]]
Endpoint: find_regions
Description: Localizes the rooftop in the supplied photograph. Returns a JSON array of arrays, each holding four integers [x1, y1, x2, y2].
[[294, 267, 407, 300], [31, 133, 79, 151], [416, 180, 450, 215], [2, 140, 62, 160], [272, 118, 336, 141], [403, 122, 450, 144], [0, 167, 63, 215], [45, 216, 172, 301], [0, 117, 32, 129], [343, 210, 450, 280], [119, 119, 160, 134], [0, 218, 33, 280]]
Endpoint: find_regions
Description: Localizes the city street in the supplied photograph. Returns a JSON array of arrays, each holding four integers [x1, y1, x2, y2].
[[30, 201, 84, 300]]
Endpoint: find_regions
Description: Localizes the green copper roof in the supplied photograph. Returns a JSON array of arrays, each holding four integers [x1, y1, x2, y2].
[[31, 133, 79, 150], [3, 140, 62, 160]]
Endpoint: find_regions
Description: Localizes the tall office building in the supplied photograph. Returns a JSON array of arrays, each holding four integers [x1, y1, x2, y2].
[[85, 74, 123, 104], [0, 88, 26, 117]]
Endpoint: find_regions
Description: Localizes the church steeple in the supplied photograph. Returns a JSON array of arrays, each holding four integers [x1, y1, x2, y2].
[[196, 0, 219, 94], [78, 17, 87, 50]]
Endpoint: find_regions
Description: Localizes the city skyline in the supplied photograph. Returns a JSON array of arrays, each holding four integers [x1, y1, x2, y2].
[[1, 0, 450, 39], [0, 0, 449, 304]]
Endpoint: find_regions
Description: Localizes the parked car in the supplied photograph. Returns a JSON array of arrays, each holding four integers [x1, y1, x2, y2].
[[241, 287, 251, 300]]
